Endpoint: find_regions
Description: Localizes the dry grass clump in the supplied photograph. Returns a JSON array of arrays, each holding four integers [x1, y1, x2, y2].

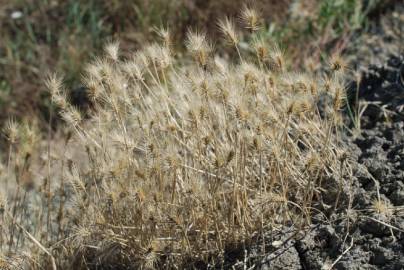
[[1, 9, 351, 269]]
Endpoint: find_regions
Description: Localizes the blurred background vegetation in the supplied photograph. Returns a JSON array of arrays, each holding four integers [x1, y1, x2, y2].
[[0, 0, 398, 129]]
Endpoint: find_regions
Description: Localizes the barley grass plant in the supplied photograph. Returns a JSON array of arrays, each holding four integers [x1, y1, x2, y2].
[[1, 8, 352, 269]]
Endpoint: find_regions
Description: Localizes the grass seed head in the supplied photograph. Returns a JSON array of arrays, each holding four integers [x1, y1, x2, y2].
[[45, 73, 64, 97], [287, 97, 312, 115], [105, 41, 120, 61], [253, 38, 269, 62], [332, 81, 347, 111], [61, 107, 82, 127], [269, 45, 284, 72], [4, 118, 19, 144], [218, 17, 239, 46], [240, 5, 261, 32], [155, 26, 172, 49], [146, 44, 172, 69], [186, 30, 212, 68], [329, 53, 347, 73], [84, 76, 103, 101]]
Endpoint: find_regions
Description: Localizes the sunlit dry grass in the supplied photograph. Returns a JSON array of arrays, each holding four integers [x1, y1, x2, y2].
[[0, 7, 355, 269]]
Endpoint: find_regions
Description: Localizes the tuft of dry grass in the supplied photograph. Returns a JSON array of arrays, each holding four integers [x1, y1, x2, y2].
[[0, 8, 354, 269]]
